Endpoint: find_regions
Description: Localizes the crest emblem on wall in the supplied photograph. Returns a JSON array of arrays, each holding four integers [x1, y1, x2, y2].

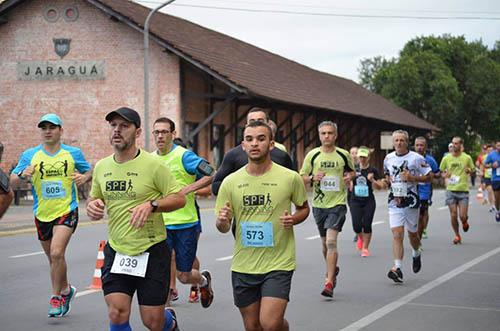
[[53, 38, 71, 58]]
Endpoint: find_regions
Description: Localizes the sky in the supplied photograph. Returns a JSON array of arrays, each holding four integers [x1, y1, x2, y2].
[[136, 0, 500, 82]]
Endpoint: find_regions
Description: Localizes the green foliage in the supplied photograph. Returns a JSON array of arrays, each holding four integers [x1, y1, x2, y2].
[[358, 35, 500, 158]]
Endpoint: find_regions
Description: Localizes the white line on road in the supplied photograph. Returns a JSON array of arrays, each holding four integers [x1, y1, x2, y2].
[[75, 289, 101, 298], [306, 235, 320, 240], [372, 221, 385, 225], [9, 251, 44, 258], [216, 255, 233, 261], [438, 206, 448, 210], [407, 302, 500, 313], [339, 245, 500, 331]]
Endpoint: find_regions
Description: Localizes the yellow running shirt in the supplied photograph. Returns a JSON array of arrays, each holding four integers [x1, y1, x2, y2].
[[300, 147, 354, 208], [439, 153, 475, 192], [90, 150, 180, 256], [215, 163, 307, 274]]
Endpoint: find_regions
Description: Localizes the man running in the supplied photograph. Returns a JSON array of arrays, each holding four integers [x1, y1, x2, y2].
[[87, 107, 185, 331], [152, 117, 215, 307], [484, 140, 500, 222], [299, 121, 355, 297], [383, 130, 431, 283], [439, 136, 475, 244], [211, 107, 294, 195], [10, 113, 91, 317], [216, 121, 309, 331], [414, 137, 440, 240]]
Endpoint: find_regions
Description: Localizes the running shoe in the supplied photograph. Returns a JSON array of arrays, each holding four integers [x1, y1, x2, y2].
[[422, 229, 428, 239], [48, 295, 63, 317], [165, 307, 180, 331], [200, 270, 214, 308], [453, 235, 462, 245], [321, 282, 334, 298], [462, 219, 470, 232], [361, 248, 370, 257], [356, 235, 363, 251], [61, 285, 77, 317], [412, 254, 422, 273], [170, 288, 179, 302], [188, 286, 199, 303], [387, 268, 403, 283]]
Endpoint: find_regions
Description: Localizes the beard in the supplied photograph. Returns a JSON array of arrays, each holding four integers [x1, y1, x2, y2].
[[111, 137, 134, 151]]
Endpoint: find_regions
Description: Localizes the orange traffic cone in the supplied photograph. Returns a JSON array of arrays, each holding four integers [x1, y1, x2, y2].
[[88, 240, 106, 289]]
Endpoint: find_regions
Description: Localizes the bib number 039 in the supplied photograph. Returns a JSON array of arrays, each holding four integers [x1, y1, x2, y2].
[[111, 252, 149, 277]]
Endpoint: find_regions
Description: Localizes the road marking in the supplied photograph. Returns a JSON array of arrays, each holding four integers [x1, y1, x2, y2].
[[75, 289, 101, 298], [438, 206, 448, 210], [216, 255, 233, 261], [407, 302, 500, 313], [9, 251, 44, 258], [464, 270, 500, 277], [0, 219, 107, 238], [306, 235, 320, 240], [339, 245, 500, 331], [372, 221, 385, 225]]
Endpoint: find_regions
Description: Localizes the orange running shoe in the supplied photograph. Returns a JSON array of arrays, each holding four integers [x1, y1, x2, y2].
[[453, 235, 462, 245]]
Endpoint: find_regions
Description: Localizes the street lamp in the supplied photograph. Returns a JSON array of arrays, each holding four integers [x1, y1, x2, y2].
[[144, 0, 176, 150]]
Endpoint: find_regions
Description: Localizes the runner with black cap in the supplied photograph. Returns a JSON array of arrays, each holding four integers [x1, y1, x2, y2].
[[87, 107, 185, 331]]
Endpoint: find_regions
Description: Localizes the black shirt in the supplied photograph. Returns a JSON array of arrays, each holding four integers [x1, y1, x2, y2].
[[211, 144, 294, 195], [350, 165, 380, 202]]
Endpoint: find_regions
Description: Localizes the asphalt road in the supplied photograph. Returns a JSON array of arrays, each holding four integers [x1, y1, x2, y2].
[[1, 189, 499, 331]]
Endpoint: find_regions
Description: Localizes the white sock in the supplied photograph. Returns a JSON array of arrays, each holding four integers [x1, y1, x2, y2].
[[61, 286, 70, 296], [394, 259, 402, 269], [200, 275, 208, 287], [412, 248, 421, 258]]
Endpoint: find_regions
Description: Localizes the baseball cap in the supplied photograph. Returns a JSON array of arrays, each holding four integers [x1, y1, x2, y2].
[[38, 113, 62, 128], [105, 107, 141, 128], [357, 147, 370, 158]]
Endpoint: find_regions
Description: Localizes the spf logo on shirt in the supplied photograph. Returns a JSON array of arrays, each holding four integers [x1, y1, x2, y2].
[[243, 195, 265, 206], [104, 180, 136, 200]]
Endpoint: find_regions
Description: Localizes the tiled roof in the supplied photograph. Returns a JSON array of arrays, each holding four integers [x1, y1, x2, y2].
[[0, 0, 437, 130]]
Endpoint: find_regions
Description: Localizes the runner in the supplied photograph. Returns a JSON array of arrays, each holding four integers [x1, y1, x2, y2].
[[414, 137, 440, 240], [439, 136, 475, 245], [211, 107, 294, 195], [484, 140, 500, 222], [0, 168, 13, 219], [215, 121, 309, 331], [482, 145, 496, 213], [349, 146, 360, 242], [383, 130, 431, 283], [348, 146, 385, 257], [152, 117, 215, 307], [10, 113, 92, 317], [299, 121, 355, 297], [86, 107, 185, 331], [268, 120, 288, 153]]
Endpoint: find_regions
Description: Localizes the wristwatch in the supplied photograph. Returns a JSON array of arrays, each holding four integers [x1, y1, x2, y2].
[[150, 200, 158, 212]]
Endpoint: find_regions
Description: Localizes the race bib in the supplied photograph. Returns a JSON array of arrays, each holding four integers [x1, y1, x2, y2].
[[354, 184, 369, 197], [449, 175, 460, 185], [241, 222, 274, 247], [41, 180, 66, 199], [111, 252, 149, 277], [495, 168, 500, 176], [392, 182, 407, 197], [320, 176, 340, 192]]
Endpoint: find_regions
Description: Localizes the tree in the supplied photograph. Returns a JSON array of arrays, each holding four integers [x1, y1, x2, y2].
[[358, 35, 500, 157]]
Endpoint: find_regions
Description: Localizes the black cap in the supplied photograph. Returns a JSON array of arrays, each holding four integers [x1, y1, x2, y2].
[[105, 107, 141, 128]]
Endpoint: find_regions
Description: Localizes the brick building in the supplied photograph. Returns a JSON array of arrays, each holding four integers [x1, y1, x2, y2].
[[0, 0, 436, 173]]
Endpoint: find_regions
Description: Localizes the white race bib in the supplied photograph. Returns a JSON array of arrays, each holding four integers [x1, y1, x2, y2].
[[111, 252, 149, 277], [449, 175, 460, 185], [392, 182, 407, 197], [495, 168, 500, 176], [320, 176, 340, 192]]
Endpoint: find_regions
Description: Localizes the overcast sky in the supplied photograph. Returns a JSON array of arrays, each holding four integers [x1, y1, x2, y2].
[[137, 0, 500, 82]]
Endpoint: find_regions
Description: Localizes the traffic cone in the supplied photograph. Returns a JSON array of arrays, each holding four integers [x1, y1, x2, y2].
[[88, 240, 106, 289]]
